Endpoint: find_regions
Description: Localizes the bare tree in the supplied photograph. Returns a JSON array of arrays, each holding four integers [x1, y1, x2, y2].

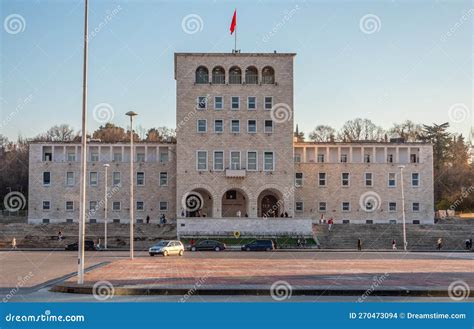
[[46, 124, 76, 141], [338, 118, 385, 142], [145, 127, 176, 143], [309, 125, 336, 142], [388, 120, 423, 142]]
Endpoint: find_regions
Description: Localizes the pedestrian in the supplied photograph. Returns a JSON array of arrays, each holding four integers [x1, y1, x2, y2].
[[302, 237, 307, 248], [284, 212, 289, 218], [392, 239, 397, 250], [465, 239, 470, 250], [58, 230, 63, 241], [236, 210, 241, 218], [297, 238, 301, 248], [163, 215, 167, 224], [146, 215, 150, 224], [190, 238, 195, 247], [328, 217, 334, 231], [469, 239, 473, 250], [181, 209, 185, 217], [357, 238, 362, 251], [436, 238, 443, 250], [11, 237, 17, 249]]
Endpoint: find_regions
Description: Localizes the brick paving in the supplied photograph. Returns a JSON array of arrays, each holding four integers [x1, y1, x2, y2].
[[71, 254, 474, 289]]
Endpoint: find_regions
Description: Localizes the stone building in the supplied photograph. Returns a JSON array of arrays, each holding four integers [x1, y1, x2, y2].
[[27, 52, 434, 228]]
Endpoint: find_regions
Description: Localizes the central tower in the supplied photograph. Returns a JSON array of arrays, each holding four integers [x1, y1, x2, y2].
[[174, 52, 295, 219]]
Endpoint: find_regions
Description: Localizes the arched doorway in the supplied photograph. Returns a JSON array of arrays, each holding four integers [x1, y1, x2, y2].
[[221, 189, 248, 217], [182, 188, 213, 217], [257, 189, 283, 217]]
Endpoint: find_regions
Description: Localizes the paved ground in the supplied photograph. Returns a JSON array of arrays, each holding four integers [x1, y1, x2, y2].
[[1, 251, 473, 302]]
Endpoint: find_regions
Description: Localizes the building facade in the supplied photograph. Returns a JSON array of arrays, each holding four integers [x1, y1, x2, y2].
[[27, 52, 435, 225]]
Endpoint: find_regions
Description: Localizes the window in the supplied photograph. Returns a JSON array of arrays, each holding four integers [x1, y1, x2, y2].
[[159, 172, 168, 186], [196, 151, 207, 171], [137, 172, 145, 186], [340, 154, 348, 163], [410, 154, 418, 163], [214, 120, 223, 133], [264, 120, 273, 133], [159, 150, 169, 163], [65, 201, 74, 211], [197, 96, 207, 109], [295, 173, 303, 187], [113, 152, 122, 162], [317, 154, 325, 163], [247, 151, 257, 171], [364, 173, 373, 187], [214, 96, 223, 110], [195, 66, 209, 84], [231, 96, 240, 110], [231, 120, 240, 133], [411, 173, 420, 186], [43, 172, 51, 186], [66, 172, 75, 186], [412, 202, 420, 212], [295, 201, 304, 212], [89, 172, 98, 186], [319, 202, 327, 212], [42, 201, 51, 210], [262, 66, 275, 84], [388, 173, 396, 187], [364, 154, 371, 163], [342, 202, 350, 212], [247, 96, 256, 110], [212, 66, 225, 84], [67, 152, 76, 162], [318, 173, 326, 186], [90, 152, 99, 162], [112, 201, 121, 211], [245, 66, 258, 84], [213, 151, 224, 171], [89, 201, 98, 211], [264, 96, 273, 110], [136, 153, 145, 162], [294, 154, 301, 163], [229, 66, 242, 84], [160, 201, 168, 211], [248, 120, 257, 133], [387, 154, 394, 163], [197, 119, 207, 133], [112, 172, 121, 186], [389, 202, 397, 212], [341, 173, 350, 186], [264, 152, 274, 171], [230, 151, 241, 170], [136, 201, 144, 211]]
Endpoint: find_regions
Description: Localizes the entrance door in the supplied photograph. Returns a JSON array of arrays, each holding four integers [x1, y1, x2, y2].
[[261, 195, 278, 217]]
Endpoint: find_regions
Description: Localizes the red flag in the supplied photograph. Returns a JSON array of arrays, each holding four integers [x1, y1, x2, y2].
[[230, 10, 236, 34]]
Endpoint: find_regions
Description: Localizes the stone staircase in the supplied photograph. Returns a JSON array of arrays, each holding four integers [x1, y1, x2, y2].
[[313, 223, 474, 250], [0, 222, 177, 249]]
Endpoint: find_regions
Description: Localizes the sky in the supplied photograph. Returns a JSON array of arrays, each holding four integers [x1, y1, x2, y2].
[[1, 0, 472, 140]]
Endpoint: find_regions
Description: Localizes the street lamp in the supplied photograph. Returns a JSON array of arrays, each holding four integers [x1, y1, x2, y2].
[[399, 165, 407, 251], [126, 111, 138, 259], [103, 164, 110, 250]]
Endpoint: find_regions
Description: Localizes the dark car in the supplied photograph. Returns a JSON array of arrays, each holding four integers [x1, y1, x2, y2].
[[190, 240, 226, 252], [241, 239, 275, 251], [65, 240, 97, 251]]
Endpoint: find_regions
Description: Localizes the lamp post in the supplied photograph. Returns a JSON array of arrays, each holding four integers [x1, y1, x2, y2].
[[78, 0, 89, 285], [399, 165, 407, 251], [126, 111, 138, 259], [103, 163, 110, 250]]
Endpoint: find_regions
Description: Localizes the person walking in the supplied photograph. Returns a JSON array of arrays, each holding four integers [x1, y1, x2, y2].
[[437, 238, 443, 250], [357, 238, 362, 251], [11, 237, 17, 249], [328, 218, 334, 231], [146, 215, 150, 224], [392, 239, 397, 250]]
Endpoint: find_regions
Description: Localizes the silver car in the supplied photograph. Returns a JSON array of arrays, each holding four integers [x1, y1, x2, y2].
[[149, 240, 184, 257]]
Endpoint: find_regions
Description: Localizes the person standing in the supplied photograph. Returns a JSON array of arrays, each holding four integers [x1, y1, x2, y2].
[[392, 239, 397, 250], [11, 237, 17, 249], [328, 218, 334, 231], [58, 230, 63, 241], [437, 238, 443, 250], [236, 210, 241, 218], [357, 238, 362, 251], [146, 215, 150, 224]]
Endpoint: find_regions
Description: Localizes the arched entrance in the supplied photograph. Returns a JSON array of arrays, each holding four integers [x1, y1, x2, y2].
[[221, 189, 248, 217], [257, 189, 284, 218], [182, 188, 213, 217]]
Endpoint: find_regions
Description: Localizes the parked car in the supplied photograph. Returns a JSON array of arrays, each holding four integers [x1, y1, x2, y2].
[[149, 240, 184, 257], [65, 240, 97, 251], [190, 240, 226, 252], [241, 239, 275, 251]]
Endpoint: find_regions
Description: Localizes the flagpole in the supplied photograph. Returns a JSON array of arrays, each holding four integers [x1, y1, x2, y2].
[[235, 25, 237, 52]]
